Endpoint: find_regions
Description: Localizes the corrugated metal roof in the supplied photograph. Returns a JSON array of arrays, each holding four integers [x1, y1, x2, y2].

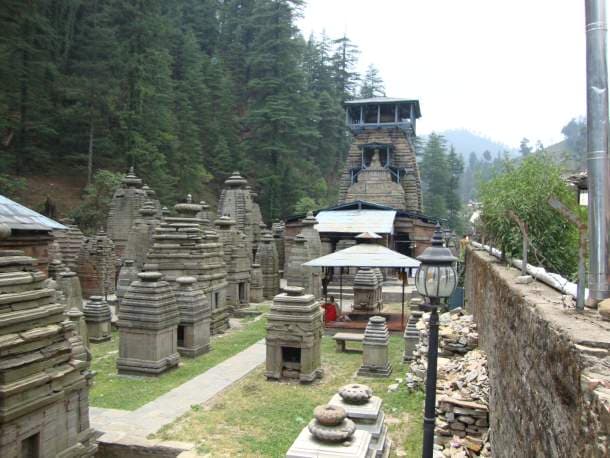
[[0, 195, 66, 231], [304, 243, 420, 268], [315, 210, 396, 234]]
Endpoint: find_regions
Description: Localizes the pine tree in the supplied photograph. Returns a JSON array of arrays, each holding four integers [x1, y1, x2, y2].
[[420, 133, 450, 221], [359, 64, 385, 98]]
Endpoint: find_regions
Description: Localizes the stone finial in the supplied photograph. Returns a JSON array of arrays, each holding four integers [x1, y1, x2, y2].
[[307, 405, 356, 443], [224, 171, 248, 188], [83, 296, 112, 342], [302, 211, 317, 226], [138, 271, 164, 282], [284, 285, 305, 296], [338, 384, 373, 405]]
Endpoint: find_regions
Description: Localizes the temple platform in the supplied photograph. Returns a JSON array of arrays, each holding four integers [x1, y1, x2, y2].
[[324, 311, 406, 333]]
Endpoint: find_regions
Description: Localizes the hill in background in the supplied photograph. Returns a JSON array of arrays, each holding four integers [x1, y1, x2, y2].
[[438, 129, 516, 158]]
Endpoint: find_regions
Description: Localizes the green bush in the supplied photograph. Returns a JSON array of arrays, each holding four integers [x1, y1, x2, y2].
[[479, 154, 580, 278]]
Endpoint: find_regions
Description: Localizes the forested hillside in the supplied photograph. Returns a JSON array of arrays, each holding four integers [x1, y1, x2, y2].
[[0, 0, 361, 220]]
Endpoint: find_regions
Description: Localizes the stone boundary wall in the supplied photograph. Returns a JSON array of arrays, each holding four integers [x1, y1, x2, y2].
[[464, 246, 609, 458]]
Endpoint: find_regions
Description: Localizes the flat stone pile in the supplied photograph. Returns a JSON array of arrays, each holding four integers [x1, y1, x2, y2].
[[435, 349, 490, 456], [407, 311, 491, 457]]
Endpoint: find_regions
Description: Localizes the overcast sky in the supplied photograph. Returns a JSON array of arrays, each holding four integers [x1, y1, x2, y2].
[[298, 0, 590, 149]]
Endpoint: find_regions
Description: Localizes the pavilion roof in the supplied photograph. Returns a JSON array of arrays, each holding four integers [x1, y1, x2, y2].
[[303, 243, 420, 268], [0, 195, 66, 231]]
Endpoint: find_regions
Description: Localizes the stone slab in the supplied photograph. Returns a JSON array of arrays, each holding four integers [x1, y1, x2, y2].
[[328, 394, 382, 421], [286, 428, 373, 458]]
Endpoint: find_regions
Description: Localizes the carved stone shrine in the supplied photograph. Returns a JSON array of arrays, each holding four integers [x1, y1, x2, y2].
[[353, 268, 382, 312], [249, 263, 264, 303], [83, 296, 112, 342], [358, 316, 392, 377], [125, 200, 161, 271], [76, 230, 116, 298], [265, 286, 323, 383], [107, 167, 147, 260], [255, 230, 279, 300], [116, 272, 180, 376], [214, 216, 250, 308], [174, 276, 210, 357], [54, 218, 85, 271], [0, 250, 97, 457]]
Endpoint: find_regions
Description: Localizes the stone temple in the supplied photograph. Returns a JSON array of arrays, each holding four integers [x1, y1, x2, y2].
[[117, 272, 180, 376], [144, 197, 229, 334], [340, 97, 422, 212], [76, 230, 116, 298], [214, 216, 250, 308], [218, 172, 264, 260], [255, 230, 280, 300], [106, 167, 147, 261], [124, 200, 161, 271], [265, 286, 323, 383], [0, 246, 97, 456]]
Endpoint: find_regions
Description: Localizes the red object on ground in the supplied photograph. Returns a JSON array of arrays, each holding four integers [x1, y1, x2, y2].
[[322, 303, 338, 323]]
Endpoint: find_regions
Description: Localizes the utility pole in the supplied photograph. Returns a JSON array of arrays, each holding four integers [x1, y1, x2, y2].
[[585, 0, 609, 303]]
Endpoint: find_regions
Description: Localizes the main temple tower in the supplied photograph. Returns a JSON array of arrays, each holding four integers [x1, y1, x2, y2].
[[339, 97, 422, 212]]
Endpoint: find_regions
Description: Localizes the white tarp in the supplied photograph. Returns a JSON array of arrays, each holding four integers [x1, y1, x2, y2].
[[303, 243, 420, 268], [315, 210, 396, 234]]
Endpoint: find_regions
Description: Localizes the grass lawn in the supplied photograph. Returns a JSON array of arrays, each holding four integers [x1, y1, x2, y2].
[[153, 333, 424, 457], [89, 308, 269, 410]]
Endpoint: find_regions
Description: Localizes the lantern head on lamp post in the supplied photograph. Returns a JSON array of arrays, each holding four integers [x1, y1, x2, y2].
[[416, 223, 458, 458]]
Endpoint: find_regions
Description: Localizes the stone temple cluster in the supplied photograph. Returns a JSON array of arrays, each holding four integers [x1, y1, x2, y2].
[[0, 96, 477, 458]]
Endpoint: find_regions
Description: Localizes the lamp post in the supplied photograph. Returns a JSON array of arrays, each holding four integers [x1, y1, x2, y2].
[[415, 224, 458, 458]]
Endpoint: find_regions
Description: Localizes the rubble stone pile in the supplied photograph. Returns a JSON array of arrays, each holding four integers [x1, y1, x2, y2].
[[408, 311, 491, 457]]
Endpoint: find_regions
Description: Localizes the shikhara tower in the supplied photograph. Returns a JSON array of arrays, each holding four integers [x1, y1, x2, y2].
[[339, 97, 422, 212]]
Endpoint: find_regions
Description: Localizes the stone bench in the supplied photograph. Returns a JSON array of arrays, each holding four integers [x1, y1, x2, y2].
[[333, 332, 365, 353]]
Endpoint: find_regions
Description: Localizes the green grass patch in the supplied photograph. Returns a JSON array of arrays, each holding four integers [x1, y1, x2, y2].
[[154, 333, 424, 457], [89, 317, 267, 410]]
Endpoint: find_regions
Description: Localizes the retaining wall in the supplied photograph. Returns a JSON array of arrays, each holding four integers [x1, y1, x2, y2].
[[464, 246, 609, 458]]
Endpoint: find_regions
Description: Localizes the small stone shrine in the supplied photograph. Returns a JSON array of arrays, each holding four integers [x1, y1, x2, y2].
[[286, 404, 372, 458], [285, 234, 320, 296], [65, 305, 89, 344], [107, 167, 147, 260], [250, 263, 264, 303], [218, 172, 255, 249], [116, 259, 138, 313], [83, 296, 112, 342], [249, 188, 265, 253], [403, 310, 422, 362], [196, 200, 214, 226], [76, 230, 116, 298], [56, 269, 84, 311], [117, 272, 180, 376], [0, 249, 97, 457], [125, 200, 161, 270], [272, 220, 286, 271], [215, 216, 251, 308], [54, 218, 85, 271], [142, 184, 162, 216], [48, 258, 66, 280], [255, 230, 280, 299], [358, 316, 392, 377], [265, 286, 323, 383], [353, 268, 382, 312], [174, 276, 211, 357], [202, 227, 230, 333], [329, 384, 391, 457]]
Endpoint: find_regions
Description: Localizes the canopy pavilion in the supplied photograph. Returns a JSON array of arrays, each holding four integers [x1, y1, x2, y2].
[[303, 232, 420, 332]]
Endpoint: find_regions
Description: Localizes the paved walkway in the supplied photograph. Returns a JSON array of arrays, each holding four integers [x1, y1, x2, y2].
[[91, 339, 266, 440]]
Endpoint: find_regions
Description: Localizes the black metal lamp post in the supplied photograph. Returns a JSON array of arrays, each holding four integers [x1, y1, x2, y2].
[[415, 223, 458, 458]]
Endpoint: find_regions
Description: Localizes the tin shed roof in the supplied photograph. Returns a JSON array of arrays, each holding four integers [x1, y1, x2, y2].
[[0, 195, 66, 231], [315, 210, 396, 234]]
